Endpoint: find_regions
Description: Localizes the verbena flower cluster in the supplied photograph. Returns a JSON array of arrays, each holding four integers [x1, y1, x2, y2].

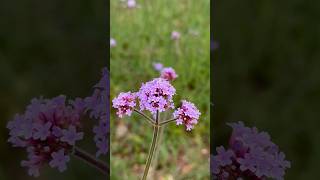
[[153, 62, 164, 71], [137, 78, 176, 114], [211, 40, 219, 51], [171, 31, 181, 40], [173, 100, 201, 131], [127, 0, 136, 8], [152, 62, 178, 81], [113, 67, 200, 131], [112, 92, 136, 117], [7, 95, 84, 177], [160, 67, 178, 81], [211, 122, 291, 180], [7, 67, 109, 177], [85, 68, 109, 157], [110, 38, 116, 47]]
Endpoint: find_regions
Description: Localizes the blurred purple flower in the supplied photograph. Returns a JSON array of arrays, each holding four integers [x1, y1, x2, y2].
[[160, 67, 178, 81], [84, 67, 109, 157], [61, 126, 84, 146], [21, 154, 42, 177], [173, 100, 200, 131], [153, 62, 164, 71], [7, 95, 85, 176], [95, 136, 108, 157], [171, 31, 181, 40], [211, 40, 219, 51], [49, 149, 70, 172], [127, 0, 136, 8], [52, 126, 63, 137], [33, 122, 52, 140], [137, 78, 176, 114], [110, 38, 116, 47], [211, 122, 291, 180]]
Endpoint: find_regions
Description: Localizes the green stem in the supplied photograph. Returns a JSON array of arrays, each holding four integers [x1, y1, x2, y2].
[[152, 111, 168, 179], [72, 146, 108, 175], [142, 111, 160, 180], [159, 118, 178, 126], [134, 109, 155, 126]]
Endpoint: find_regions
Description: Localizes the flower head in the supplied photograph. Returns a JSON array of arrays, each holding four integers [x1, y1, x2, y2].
[[7, 95, 84, 176], [61, 126, 84, 146], [85, 67, 110, 157], [49, 149, 70, 172], [127, 0, 136, 8], [112, 92, 136, 118], [33, 122, 52, 140], [211, 122, 291, 180], [211, 40, 219, 51], [171, 31, 181, 40], [160, 67, 178, 81], [137, 78, 176, 114], [21, 154, 42, 177], [153, 62, 163, 71], [110, 38, 116, 47], [173, 100, 200, 131]]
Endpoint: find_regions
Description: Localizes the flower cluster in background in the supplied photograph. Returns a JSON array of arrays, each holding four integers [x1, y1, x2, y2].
[[7, 95, 85, 176], [171, 31, 181, 41], [110, 38, 117, 48], [153, 62, 178, 81], [7, 67, 109, 177], [153, 63, 164, 71], [85, 68, 109, 157], [211, 40, 219, 51], [211, 122, 291, 180], [160, 67, 178, 81], [127, 0, 136, 8]]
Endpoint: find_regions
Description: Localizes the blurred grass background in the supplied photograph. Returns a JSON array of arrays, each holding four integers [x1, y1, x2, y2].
[[0, 0, 106, 179], [213, 0, 320, 179], [110, 0, 210, 179]]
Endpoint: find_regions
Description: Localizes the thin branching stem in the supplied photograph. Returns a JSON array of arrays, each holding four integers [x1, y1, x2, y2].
[[159, 118, 178, 126], [134, 108, 155, 126], [142, 111, 160, 180], [72, 146, 108, 175]]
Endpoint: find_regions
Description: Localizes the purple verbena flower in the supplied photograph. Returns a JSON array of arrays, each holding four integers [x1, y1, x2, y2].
[[112, 92, 136, 118], [33, 122, 52, 140], [61, 126, 84, 146], [84, 67, 109, 157], [95, 136, 108, 157], [211, 40, 219, 51], [137, 78, 176, 114], [211, 122, 291, 180], [21, 154, 42, 177], [7, 95, 85, 177], [215, 146, 234, 166], [153, 62, 164, 71], [171, 31, 181, 40], [173, 100, 200, 131], [127, 0, 136, 8], [49, 149, 70, 172], [160, 67, 178, 81], [110, 38, 116, 47]]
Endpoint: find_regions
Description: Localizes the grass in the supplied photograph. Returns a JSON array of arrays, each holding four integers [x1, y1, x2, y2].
[[110, 0, 210, 179]]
